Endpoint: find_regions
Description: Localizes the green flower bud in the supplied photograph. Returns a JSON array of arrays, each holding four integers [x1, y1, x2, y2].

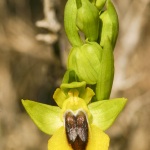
[[99, 0, 119, 49], [76, 0, 99, 42], [64, 0, 83, 46], [96, 0, 107, 10], [68, 41, 102, 84], [96, 37, 114, 100]]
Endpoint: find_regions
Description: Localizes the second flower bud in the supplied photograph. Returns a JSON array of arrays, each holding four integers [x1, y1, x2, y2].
[[68, 41, 102, 84]]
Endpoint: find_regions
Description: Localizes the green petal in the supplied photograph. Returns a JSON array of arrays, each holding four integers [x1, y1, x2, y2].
[[48, 127, 72, 150], [22, 100, 63, 135], [53, 88, 67, 108], [86, 124, 109, 150], [88, 98, 127, 130], [80, 87, 95, 104]]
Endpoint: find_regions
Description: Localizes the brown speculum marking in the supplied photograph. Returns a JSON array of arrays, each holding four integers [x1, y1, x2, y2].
[[65, 110, 88, 150]]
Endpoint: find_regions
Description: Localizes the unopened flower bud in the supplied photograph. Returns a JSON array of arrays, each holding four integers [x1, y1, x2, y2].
[[64, 0, 83, 46], [68, 41, 102, 84], [76, 0, 99, 42], [96, 0, 107, 10], [99, 0, 119, 49]]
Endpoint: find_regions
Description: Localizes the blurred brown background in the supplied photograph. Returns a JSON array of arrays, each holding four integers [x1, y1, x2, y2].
[[0, 0, 150, 150]]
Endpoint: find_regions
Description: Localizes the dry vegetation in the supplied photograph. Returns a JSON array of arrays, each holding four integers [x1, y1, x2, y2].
[[0, 0, 150, 150]]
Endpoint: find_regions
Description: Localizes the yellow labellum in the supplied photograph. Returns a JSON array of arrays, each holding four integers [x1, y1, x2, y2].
[[48, 127, 72, 150], [86, 124, 110, 150], [48, 124, 109, 150]]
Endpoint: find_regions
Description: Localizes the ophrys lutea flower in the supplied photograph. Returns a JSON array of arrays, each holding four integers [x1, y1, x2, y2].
[[22, 82, 127, 150]]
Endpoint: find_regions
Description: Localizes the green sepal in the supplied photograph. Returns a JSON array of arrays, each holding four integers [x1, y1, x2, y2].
[[22, 100, 63, 135], [62, 70, 79, 84], [96, 37, 114, 100], [88, 98, 127, 130], [76, 0, 99, 41], [68, 41, 102, 84], [99, 0, 119, 49], [96, 0, 107, 10], [64, 0, 83, 46]]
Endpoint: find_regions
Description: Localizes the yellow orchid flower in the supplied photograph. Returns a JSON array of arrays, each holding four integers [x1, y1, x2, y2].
[[22, 82, 126, 150], [48, 88, 109, 150]]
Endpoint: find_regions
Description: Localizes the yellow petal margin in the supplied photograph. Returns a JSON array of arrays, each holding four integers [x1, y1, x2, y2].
[[86, 124, 110, 150], [48, 126, 72, 150]]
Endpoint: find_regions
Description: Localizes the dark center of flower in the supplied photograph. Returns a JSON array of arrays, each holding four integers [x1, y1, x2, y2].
[[65, 110, 88, 150]]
